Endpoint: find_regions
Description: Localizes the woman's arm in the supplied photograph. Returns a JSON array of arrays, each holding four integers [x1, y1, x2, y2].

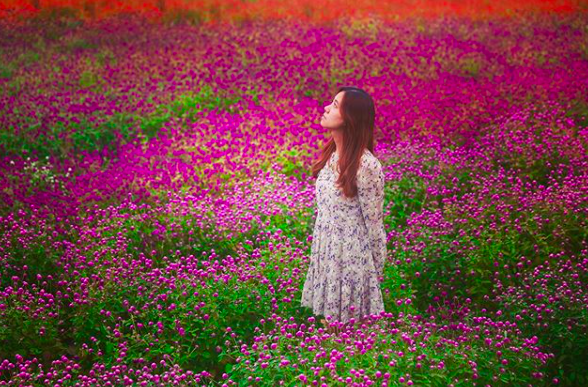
[[357, 156, 387, 280]]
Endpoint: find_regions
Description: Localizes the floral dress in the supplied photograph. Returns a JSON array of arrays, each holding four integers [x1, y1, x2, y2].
[[301, 149, 387, 324]]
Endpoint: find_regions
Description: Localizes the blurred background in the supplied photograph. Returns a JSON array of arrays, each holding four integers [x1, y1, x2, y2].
[[2, 0, 588, 23]]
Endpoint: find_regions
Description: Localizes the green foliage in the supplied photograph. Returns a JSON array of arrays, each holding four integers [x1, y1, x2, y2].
[[138, 109, 172, 140], [339, 16, 383, 43], [263, 210, 314, 246], [18, 50, 40, 67], [536, 51, 559, 66], [498, 254, 588, 387], [162, 8, 205, 26], [60, 38, 99, 54], [172, 86, 242, 116], [63, 233, 308, 377], [565, 98, 588, 129], [23, 12, 83, 43], [396, 186, 587, 313], [136, 85, 241, 141], [33, 6, 83, 27], [0, 302, 65, 362], [84, 210, 235, 275], [95, 48, 117, 67], [458, 56, 482, 78], [70, 117, 118, 153], [384, 176, 428, 230], [0, 218, 72, 362], [0, 114, 132, 161], [293, 76, 323, 100], [272, 148, 311, 180], [380, 263, 418, 315], [0, 50, 41, 82], [0, 117, 109, 161], [3, 76, 24, 97], [0, 122, 47, 158], [243, 86, 262, 105], [0, 227, 63, 285], [5, 43, 44, 78], [0, 61, 15, 79], [78, 70, 100, 89], [488, 105, 585, 187], [580, 38, 588, 61], [71, 274, 263, 374], [317, 56, 355, 90], [1, 84, 243, 160], [225, 313, 546, 387]]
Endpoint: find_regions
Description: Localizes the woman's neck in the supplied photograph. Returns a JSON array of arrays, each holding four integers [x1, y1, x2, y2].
[[332, 131, 343, 158]]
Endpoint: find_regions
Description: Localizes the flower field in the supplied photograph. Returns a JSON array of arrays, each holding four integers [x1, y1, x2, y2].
[[1, 5, 588, 387]]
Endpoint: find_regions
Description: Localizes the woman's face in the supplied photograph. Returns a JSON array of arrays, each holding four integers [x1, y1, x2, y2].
[[320, 91, 345, 131]]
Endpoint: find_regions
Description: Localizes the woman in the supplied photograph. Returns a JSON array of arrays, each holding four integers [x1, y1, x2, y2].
[[301, 86, 387, 334]]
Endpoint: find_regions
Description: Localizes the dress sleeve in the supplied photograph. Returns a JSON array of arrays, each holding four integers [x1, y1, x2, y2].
[[356, 156, 387, 279]]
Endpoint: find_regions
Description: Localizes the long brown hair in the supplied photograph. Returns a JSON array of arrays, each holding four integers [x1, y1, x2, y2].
[[311, 86, 376, 199]]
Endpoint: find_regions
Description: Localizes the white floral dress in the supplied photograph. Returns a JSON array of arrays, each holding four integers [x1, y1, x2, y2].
[[301, 149, 387, 324]]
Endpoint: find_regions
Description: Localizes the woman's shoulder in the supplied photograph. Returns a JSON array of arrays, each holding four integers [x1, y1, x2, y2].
[[360, 149, 382, 172]]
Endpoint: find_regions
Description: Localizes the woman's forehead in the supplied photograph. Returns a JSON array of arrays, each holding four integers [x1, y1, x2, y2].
[[334, 91, 345, 102]]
